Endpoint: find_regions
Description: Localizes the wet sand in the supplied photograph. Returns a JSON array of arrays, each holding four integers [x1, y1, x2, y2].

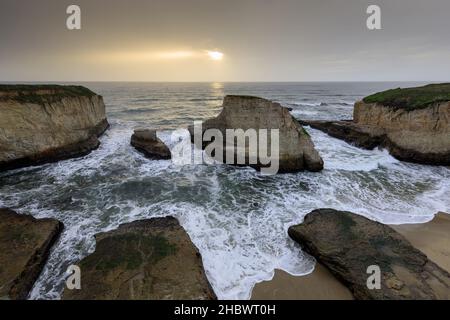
[[251, 263, 353, 300], [251, 212, 450, 300], [393, 212, 450, 272]]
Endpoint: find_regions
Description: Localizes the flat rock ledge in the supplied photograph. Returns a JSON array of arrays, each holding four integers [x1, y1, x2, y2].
[[288, 209, 450, 300], [131, 129, 171, 160], [63, 217, 216, 300], [189, 95, 324, 173], [0, 208, 63, 300]]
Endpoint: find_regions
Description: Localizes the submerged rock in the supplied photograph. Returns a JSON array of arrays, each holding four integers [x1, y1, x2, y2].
[[300, 84, 450, 165], [130, 129, 171, 160], [288, 209, 450, 300], [63, 217, 216, 300], [189, 95, 324, 173], [0, 208, 63, 300], [0, 85, 109, 172]]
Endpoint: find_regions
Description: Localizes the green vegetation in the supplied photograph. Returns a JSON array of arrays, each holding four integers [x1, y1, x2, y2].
[[83, 233, 177, 272], [0, 84, 97, 105], [363, 83, 450, 110]]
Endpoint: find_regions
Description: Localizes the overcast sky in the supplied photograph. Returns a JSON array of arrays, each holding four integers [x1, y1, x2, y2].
[[1, 0, 449, 82]]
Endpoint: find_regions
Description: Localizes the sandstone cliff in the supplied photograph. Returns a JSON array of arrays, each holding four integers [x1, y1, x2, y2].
[[353, 100, 450, 163], [301, 84, 450, 165], [0, 85, 109, 171], [190, 95, 324, 173]]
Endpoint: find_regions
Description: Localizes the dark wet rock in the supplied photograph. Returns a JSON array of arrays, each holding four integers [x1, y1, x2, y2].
[[131, 129, 171, 160], [0, 85, 109, 172], [63, 217, 216, 300], [0, 208, 63, 300], [298, 120, 385, 150], [189, 95, 323, 173], [288, 209, 450, 300]]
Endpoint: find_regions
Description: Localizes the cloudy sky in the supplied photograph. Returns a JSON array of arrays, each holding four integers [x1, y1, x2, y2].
[[1, 0, 449, 81]]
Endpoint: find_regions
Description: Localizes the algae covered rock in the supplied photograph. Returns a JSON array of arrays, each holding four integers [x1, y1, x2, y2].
[[288, 209, 450, 300], [0, 208, 63, 300], [63, 217, 216, 300]]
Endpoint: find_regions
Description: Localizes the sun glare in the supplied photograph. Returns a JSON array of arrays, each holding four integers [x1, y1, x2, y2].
[[207, 51, 224, 61]]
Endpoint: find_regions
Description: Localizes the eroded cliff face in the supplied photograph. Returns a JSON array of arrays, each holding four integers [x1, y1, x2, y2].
[[354, 101, 450, 158], [0, 85, 109, 171]]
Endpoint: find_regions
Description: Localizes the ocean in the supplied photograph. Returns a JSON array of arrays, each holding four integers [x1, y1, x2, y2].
[[0, 82, 449, 299]]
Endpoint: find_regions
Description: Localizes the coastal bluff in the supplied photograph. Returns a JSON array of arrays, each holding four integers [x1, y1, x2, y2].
[[0, 85, 109, 171], [300, 83, 450, 165], [189, 95, 324, 173]]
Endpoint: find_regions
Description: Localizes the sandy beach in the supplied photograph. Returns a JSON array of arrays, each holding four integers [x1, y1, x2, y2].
[[251, 212, 450, 300]]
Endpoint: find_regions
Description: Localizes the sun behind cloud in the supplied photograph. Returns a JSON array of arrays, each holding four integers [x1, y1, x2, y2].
[[206, 51, 224, 61]]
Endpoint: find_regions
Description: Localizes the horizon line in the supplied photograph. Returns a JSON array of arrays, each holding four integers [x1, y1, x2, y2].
[[0, 80, 448, 84]]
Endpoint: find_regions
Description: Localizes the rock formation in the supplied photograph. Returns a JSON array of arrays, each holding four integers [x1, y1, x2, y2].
[[63, 217, 216, 300], [0, 85, 109, 172], [300, 84, 450, 165], [189, 95, 324, 173], [288, 209, 450, 300], [0, 208, 63, 300], [130, 129, 171, 160]]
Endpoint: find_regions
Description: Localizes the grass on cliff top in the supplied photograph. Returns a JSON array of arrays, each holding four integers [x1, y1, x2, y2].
[[363, 83, 450, 110], [0, 84, 97, 104]]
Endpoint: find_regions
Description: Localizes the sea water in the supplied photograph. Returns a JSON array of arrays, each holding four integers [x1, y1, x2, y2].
[[0, 82, 449, 299]]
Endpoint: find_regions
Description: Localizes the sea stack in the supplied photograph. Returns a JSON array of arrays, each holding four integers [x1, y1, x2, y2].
[[0, 85, 109, 171], [189, 95, 324, 173], [300, 83, 450, 165]]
